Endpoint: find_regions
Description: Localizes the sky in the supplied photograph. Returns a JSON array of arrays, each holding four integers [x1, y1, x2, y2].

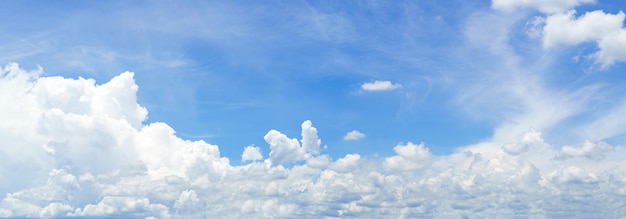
[[1, 0, 626, 218]]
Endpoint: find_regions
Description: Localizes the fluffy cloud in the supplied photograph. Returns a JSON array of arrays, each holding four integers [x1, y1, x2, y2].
[[555, 141, 613, 160], [343, 130, 365, 141], [492, 0, 626, 68], [241, 145, 263, 162], [360, 80, 402, 91], [383, 142, 432, 171], [2, 63, 626, 218], [543, 10, 626, 67], [543, 10, 624, 48]]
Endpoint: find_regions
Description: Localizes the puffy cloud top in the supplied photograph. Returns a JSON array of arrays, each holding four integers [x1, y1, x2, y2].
[[383, 142, 433, 171], [241, 145, 263, 162]]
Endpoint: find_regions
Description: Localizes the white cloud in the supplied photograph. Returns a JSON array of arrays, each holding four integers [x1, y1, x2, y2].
[[492, 0, 595, 14], [383, 142, 432, 171], [502, 129, 545, 155], [555, 141, 613, 160], [492, 0, 626, 68], [241, 145, 263, 162], [543, 10, 626, 67], [300, 120, 321, 155], [360, 80, 402, 91], [264, 130, 307, 166], [343, 130, 365, 141], [330, 154, 361, 172], [3, 63, 626, 217], [543, 10, 623, 48]]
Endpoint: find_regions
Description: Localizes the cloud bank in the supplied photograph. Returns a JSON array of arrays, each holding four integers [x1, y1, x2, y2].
[[1, 63, 626, 218]]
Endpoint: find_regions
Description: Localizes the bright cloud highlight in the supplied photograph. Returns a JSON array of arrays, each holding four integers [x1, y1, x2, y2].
[[2, 64, 626, 218], [360, 80, 402, 91]]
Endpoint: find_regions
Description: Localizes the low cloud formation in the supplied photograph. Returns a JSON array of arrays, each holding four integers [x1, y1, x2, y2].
[[343, 130, 365, 141], [360, 80, 402, 91], [1, 64, 626, 218]]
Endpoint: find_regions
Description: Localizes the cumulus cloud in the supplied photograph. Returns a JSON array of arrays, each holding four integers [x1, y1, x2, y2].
[[360, 80, 402, 91], [3, 63, 626, 218], [241, 145, 263, 162], [543, 10, 623, 47], [543, 10, 626, 67], [502, 129, 545, 155], [555, 140, 613, 160], [383, 142, 432, 171], [492, 0, 626, 68], [343, 130, 365, 141]]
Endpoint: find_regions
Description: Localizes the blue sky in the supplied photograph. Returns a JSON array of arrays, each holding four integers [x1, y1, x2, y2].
[[0, 1, 543, 157], [2, 0, 626, 217]]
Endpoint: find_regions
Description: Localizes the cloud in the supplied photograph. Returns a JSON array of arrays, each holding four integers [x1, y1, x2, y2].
[[360, 80, 402, 91], [343, 130, 365, 141], [542, 10, 626, 67], [492, 0, 626, 68], [241, 145, 263, 162], [555, 141, 613, 160], [496, 1, 626, 68], [491, 0, 595, 13], [542, 10, 624, 48], [383, 142, 432, 171], [3, 63, 626, 217]]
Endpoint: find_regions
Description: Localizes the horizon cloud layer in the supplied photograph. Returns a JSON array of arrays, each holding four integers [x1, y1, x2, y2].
[[1, 64, 626, 218]]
